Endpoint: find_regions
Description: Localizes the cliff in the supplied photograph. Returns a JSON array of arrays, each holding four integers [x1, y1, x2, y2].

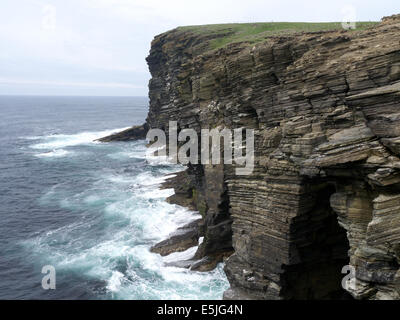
[[105, 15, 400, 299]]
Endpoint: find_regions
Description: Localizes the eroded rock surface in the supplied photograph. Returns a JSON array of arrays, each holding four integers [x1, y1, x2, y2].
[[150, 219, 202, 256], [144, 15, 400, 300], [97, 123, 148, 142]]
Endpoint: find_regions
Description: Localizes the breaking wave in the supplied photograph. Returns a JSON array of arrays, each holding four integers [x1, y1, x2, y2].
[[22, 128, 229, 299]]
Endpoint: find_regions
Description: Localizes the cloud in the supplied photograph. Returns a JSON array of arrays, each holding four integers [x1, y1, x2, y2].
[[82, 0, 254, 25], [1, 0, 398, 95]]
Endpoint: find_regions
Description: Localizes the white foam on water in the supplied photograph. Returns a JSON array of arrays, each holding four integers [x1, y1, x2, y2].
[[145, 146, 181, 166], [35, 149, 72, 158], [105, 174, 138, 185], [24, 139, 229, 299], [162, 246, 198, 264], [114, 245, 228, 300], [146, 156, 173, 166], [106, 141, 148, 161], [140, 188, 175, 199], [21, 135, 42, 140], [107, 271, 125, 292], [30, 127, 130, 150], [198, 237, 204, 246], [134, 172, 177, 186]]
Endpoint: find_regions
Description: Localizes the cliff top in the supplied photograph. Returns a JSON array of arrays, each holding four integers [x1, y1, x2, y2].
[[176, 21, 378, 51]]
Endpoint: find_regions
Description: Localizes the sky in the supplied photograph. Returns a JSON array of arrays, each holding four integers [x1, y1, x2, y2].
[[0, 0, 398, 96]]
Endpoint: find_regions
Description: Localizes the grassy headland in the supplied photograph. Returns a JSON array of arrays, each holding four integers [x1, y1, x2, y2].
[[178, 21, 378, 50]]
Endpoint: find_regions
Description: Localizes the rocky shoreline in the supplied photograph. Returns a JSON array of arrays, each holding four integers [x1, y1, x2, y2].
[[96, 123, 148, 142], [99, 14, 400, 300], [152, 170, 234, 272]]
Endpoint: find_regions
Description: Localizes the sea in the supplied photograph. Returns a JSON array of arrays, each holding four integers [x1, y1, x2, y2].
[[0, 95, 228, 299]]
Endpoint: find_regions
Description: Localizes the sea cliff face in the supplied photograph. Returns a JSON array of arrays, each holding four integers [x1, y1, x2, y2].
[[143, 15, 400, 299]]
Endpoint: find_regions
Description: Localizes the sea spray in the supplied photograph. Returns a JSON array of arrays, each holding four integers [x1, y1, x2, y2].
[[24, 129, 229, 299]]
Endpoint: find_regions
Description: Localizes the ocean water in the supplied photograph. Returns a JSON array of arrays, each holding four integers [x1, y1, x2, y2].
[[0, 96, 228, 300]]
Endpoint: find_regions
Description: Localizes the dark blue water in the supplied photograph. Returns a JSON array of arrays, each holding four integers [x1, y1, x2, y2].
[[0, 96, 228, 300]]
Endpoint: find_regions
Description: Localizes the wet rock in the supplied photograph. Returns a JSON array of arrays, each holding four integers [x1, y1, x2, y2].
[[190, 251, 234, 272], [96, 123, 148, 142], [161, 169, 199, 211], [150, 219, 202, 256], [165, 250, 234, 272], [144, 16, 400, 299]]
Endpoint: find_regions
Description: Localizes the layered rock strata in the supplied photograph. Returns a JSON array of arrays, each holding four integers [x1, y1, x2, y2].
[[105, 15, 400, 299]]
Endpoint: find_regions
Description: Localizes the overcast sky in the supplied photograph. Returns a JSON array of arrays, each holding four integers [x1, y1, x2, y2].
[[0, 0, 398, 96]]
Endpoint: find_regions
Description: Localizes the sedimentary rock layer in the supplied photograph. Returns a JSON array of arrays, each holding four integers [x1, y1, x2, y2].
[[141, 15, 400, 299]]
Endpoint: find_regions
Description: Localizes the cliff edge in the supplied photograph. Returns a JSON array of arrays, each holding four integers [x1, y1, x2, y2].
[[144, 15, 400, 300], [105, 15, 400, 299]]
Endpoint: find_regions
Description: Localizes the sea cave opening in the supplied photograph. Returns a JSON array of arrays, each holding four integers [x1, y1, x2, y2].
[[282, 181, 353, 300]]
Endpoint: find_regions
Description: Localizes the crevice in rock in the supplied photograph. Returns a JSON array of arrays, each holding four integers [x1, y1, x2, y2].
[[281, 181, 353, 300]]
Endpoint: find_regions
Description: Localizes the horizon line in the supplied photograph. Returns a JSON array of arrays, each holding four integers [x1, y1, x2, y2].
[[0, 94, 149, 98]]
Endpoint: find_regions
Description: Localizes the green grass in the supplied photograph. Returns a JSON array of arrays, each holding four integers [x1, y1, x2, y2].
[[178, 21, 378, 51]]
